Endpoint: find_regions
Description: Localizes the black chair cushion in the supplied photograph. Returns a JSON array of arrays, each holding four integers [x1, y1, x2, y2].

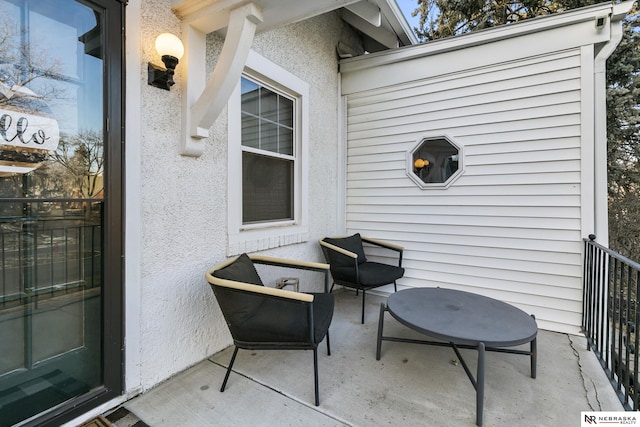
[[328, 261, 404, 288], [324, 234, 367, 266], [358, 262, 404, 286], [212, 253, 263, 286]]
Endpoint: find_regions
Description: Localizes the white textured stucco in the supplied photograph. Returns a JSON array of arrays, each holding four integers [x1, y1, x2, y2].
[[135, 2, 343, 391]]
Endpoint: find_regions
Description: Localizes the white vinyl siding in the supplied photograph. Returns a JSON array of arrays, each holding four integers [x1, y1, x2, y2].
[[343, 48, 585, 333]]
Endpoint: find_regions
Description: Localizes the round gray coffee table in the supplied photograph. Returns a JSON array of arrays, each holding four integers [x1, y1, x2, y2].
[[376, 287, 538, 426]]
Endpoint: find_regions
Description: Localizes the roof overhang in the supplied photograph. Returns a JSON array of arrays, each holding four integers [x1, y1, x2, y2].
[[340, 1, 633, 75], [169, 0, 416, 157], [172, 0, 416, 47]]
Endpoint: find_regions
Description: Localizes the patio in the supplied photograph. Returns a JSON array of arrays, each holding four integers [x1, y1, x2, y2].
[[116, 289, 623, 427]]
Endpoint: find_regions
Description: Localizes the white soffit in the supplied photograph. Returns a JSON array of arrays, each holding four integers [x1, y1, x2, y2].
[[174, 0, 357, 33], [346, 1, 382, 27], [172, 0, 415, 46]]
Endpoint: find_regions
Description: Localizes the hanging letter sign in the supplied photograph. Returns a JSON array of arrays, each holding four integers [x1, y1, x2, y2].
[[0, 83, 60, 176]]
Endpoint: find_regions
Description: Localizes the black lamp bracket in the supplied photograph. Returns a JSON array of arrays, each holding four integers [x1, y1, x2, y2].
[[148, 55, 179, 90]]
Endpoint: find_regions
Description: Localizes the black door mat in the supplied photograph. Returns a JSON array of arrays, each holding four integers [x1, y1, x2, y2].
[[78, 415, 112, 427]]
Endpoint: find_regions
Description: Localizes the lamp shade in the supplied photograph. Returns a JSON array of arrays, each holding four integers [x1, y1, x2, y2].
[[155, 33, 184, 59]]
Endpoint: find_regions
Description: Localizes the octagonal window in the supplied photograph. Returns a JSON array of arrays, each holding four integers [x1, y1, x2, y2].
[[407, 136, 462, 188]]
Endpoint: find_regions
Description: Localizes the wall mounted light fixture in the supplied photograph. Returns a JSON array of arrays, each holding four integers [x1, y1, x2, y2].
[[148, 33, 184, 90]]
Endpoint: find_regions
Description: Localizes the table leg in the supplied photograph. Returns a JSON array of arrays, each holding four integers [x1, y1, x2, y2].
[[531, 336, 537, 379], [531, 314, 537, 379], [376, 303, 386, 360], [477, 342, 485, 426]]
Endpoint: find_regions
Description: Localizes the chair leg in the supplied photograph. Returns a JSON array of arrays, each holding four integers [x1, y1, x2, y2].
[[326, 330, 331, 356], [394, 280, 397, 292], [313, 348, 320, 406], [361, 289, 366, 324], [220, 346, 239, 392]]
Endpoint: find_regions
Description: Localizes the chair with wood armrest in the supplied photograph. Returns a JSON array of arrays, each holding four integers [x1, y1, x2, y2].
[[319, 233, 404, 323], [205, 253, 334, 406]]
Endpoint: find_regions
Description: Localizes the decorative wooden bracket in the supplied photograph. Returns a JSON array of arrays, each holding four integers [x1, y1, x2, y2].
[[177, 2, 263, 156]]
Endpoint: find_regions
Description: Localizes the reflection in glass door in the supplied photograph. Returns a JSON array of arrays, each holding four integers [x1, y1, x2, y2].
[[0, 0, 122, 425]]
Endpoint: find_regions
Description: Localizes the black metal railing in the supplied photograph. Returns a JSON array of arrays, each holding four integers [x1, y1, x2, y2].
[[583, 234, 640, 410]]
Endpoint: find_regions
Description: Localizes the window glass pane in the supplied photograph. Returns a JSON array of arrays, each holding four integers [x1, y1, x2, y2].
[[30, 9, 80, 79], [279, 96, 293, 128], [280, 127, 293, 156], [412, 138, 460, 184], [242, 152, 293, 223], [0, 0, 113, 424], [1, 3, 21, 63], [241, 78, 259, 115], [261, 87, 278, 122], [240, 75, 297, 225], [260, 120, 278, 152], [241, 113, 259, 149]]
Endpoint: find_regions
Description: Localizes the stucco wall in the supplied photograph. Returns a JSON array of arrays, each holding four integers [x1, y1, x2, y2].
[[135, 2, 343, 391]]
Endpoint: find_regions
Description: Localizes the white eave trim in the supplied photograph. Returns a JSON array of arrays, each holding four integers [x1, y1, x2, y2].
[[380, 0, 418, 45], [340, 2, 621, 73]]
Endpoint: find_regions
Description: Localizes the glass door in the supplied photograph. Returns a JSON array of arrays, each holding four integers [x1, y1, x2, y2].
[[0, 0, 123, 425]]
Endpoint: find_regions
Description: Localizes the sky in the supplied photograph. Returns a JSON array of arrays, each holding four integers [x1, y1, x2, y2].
[[396, 0, 421, 29]]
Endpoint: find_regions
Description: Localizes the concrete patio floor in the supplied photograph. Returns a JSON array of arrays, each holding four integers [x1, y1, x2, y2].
[[120, 289, 624, 427]]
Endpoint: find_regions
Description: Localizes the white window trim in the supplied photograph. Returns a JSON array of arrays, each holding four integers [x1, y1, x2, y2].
[[227, 50, 309, 255], [406, 134, 464, 190]]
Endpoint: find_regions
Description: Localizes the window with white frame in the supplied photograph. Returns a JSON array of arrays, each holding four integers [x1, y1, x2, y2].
[[227, 51, 309, 254], [406, 135, 463, 189], [241, 76, 295, 224]]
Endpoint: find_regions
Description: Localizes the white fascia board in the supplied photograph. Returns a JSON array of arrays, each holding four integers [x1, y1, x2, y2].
[[340, 2, 616, 74], [378, 0, 419, 45], [343, 0, 418, 47]]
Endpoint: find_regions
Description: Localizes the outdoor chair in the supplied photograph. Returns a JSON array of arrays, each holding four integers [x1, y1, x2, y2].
[[319, 233, 404, 323], [205, 253, 334, 406]]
